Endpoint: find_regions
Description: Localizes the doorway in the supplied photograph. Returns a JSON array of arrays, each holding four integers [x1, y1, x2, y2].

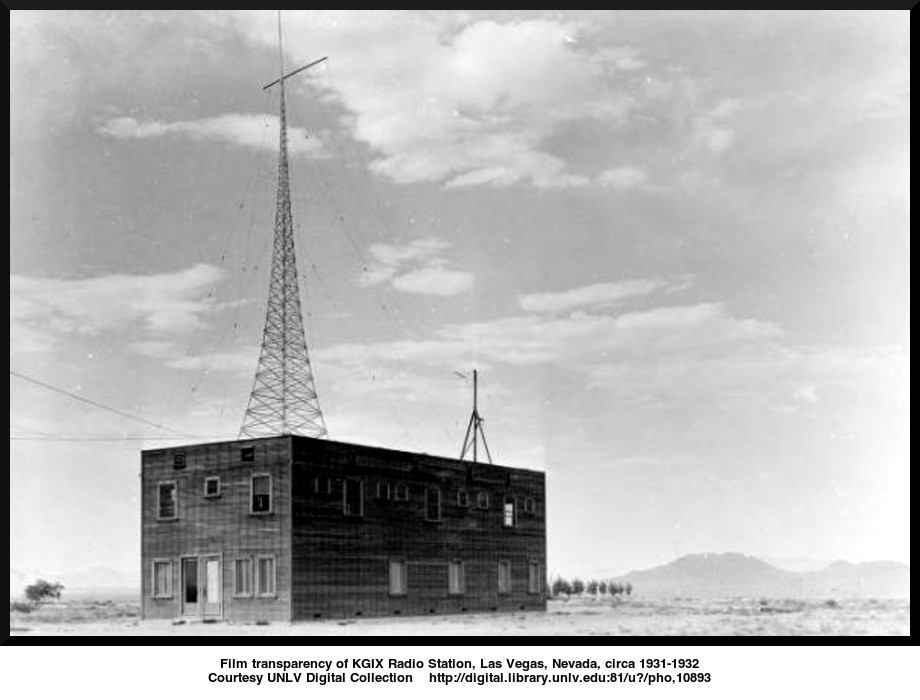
[[181, 554, 222, 618]]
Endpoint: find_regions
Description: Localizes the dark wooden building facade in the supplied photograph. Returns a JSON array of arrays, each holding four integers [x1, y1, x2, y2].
[[141, 435, 546, 621]]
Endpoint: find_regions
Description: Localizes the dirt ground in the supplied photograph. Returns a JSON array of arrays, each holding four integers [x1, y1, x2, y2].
[[9, 596, 909, 636]]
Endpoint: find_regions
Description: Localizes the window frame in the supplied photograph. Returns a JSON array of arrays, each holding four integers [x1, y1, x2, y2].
[[250, 473, 273, 515], [393, 483, 409, 502], [240, 446, 255, 462], [498, 560, 513, 595], [477, 491, 489, 510], [528, 560, 543, 594], [523, 496, 536, 514], [377, 481, 391, 500], [457, 489, 470, 508], [448, 559, 466, 596], [203, 476, 221, 499], [425, 486, 441, 522], [503, 497, 517, 528], [172, 452, 186, 470], [388, 559, 408, 596], [156, 480, 178, 521], [343, 478, 364, 518], [255, 555, 276, 598], [151, 559, 174, 599], [233, 557, 254, 598], [314, 474, 331, 495]]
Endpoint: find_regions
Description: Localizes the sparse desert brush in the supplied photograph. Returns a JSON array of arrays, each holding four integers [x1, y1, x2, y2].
[[10, 600, 34, 614]]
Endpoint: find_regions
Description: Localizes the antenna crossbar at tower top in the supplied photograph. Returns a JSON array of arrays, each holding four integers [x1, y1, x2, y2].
[[239, 14, 328, 440]]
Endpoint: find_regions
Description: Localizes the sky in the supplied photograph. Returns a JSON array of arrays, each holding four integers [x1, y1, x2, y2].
[[9, 10, 909, 585]]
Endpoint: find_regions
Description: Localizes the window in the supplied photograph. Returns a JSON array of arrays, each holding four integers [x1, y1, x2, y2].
[[172, 453, 186, 470], [152, 560, 173, 598], [240, 446, 255, 462], [315, 474, 331, 494], [498, 560, 512, 594], [251, 474, 272, 514], [523, 497, 536, 514], [393, 483, 408, 501], [389, 561, 407, 596], [204, 476, 221, 498], [448, 560, 465, 595], [503, 498, 516, 527], [256, 556, 276, 597], [157, 481, 177, 520], [528, 560, 542, 594], [233, 558, 253, 597], [477, 491, 489, 509], [377, 481, 391, 500], [457, 489, 470, 507], [256, 556, 275, 596], [425, 487, 441, 521], [343, 478, 363, 517]]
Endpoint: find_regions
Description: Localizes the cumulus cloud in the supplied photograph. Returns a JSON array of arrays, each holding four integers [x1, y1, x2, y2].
[[10, 263, 226, 354], [225, 11, 638, 188], [597, 166, 648, 189], [519, 276, 693, 313], [359, 238, 473, 296], [98, 113, 326, 156]]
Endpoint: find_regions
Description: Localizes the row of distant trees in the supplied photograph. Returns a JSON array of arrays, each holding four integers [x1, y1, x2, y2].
[[550, 577, 633, 598]]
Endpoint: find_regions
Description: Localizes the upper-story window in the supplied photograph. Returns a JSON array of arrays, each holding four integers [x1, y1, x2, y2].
[[457, 489, 470, 508], [157, 481, 177, 520], [172, 453, 186, 470], [503, 497, 517, 528], [315, 474, 331, 494], [251, 474, 272, 514], [477, 491, 489, 510], [377, 481, 391, 500], [203, 476, 221, 498], [343, 478, 363, 517], [241, 446, 255, 462], [393, 483, 409, 502], [425, 487, 441, 521], [523, 496, 536, 514]]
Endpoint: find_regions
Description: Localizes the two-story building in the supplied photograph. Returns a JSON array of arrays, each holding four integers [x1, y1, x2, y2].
[[141, 435, 546, 621]]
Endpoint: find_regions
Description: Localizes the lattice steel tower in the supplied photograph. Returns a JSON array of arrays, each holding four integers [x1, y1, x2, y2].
[[240, 19, 328, 439]]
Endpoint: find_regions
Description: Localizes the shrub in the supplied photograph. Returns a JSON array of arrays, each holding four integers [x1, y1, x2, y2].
[[571, 578, 585, 595], [598, 580, 608, 595], [24, 579, 64, 605], [551, 577, 572, 598], [586, 579, 598, 596]]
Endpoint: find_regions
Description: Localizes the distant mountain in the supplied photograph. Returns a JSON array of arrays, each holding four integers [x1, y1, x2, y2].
[[617, 553, 910, 599]]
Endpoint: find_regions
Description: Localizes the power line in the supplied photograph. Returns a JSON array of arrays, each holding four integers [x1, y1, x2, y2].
[[10, 369, 197, 439]]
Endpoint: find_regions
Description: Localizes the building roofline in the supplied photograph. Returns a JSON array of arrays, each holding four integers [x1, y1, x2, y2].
[[141, 434, 544, 476]]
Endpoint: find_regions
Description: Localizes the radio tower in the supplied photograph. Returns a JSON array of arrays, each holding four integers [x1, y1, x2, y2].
[[240, 15, 328, 439]]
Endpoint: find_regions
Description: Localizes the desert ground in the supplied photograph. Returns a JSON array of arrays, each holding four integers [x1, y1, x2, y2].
[[9, 596, 909, 636]]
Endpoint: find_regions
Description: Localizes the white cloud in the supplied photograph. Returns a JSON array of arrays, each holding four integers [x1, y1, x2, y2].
[[359, 238, 473, 296], [226, 12, 638, 188], [391, 267, 474, 296], [519, 276, 692, 313], [693, 98, 740, 153], [597, 166, 648, 189], [10, 263, 226, 354], [98, 114, 326, 156]]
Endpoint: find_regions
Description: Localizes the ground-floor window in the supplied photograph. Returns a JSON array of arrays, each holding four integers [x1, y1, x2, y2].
[[528, 560, 542, 594], [448, 560, 465, 595], [256, 556, 276, 597], [498, 560, 512, 594], [152, 559, 173, 598], [233, 558, 253, 597], [389, 560, 407, 595]]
